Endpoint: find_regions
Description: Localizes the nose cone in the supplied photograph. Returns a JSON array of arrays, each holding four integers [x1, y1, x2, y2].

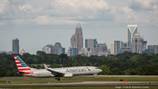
[[97, 69, 102, 73]]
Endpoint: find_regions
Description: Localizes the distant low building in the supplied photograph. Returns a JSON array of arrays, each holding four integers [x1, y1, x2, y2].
[[79, 48, 96, 57], [68, 48, 78, 56], [84, 39, 98, 56], [96, 43, 108, 56], [111, 41, 125, 55], [54, 42, 65, 55], [42, 42, 65, 55], [79, 39, 108, 56], [147, 45, 158, 54], [114, 41, 124, 55], [42, 44, 54, 54]]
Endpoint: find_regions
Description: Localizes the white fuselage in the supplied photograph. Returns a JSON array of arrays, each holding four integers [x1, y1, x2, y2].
[[53, 66, 101, 75], [25, 66, 102, 77], [29, 68, 53, 77]]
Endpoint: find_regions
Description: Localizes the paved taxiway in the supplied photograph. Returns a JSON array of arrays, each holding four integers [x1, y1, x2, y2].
[[0, 81, 158, 88]]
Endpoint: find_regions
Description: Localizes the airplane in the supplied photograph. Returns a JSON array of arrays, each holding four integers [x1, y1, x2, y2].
[[13, 54, 102, 80]]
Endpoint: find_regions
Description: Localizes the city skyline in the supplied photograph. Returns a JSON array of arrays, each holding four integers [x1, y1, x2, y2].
[[0, 0, 158, 54]]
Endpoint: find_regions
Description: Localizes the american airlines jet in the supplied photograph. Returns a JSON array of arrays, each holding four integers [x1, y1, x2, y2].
[[13, 55, 102, 80]]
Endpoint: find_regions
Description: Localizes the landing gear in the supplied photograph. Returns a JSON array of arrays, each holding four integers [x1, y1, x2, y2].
[[55, 77, 61, 81]]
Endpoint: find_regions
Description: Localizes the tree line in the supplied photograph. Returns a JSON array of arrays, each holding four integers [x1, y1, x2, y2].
[[0, 51, 158, 76]]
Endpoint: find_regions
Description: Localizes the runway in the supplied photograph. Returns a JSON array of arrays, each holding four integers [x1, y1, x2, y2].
[[85, 75, 158, 78], [0, 81, 158, 88]]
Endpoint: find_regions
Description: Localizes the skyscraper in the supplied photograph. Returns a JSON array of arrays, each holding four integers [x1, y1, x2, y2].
[[113, 41, 124, 55], [85, 39, 97, 49], [84, 39, 98, 56], [71, 34, 77, 48], [71, 23, 83, 52], [12, 38, 19, 54], [127, 24, 138, 51], [132, 31, 147, 54]]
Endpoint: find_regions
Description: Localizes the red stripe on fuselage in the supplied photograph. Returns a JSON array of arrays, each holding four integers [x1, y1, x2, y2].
[[17, 65, 23, 67], [15, 60, 20, 63], [15, 62, 20, 64], [18, 67, 30, 70], [16, 64, 22, 66], [16, 64, 23, 67], [15, 60, 20, 62], [18, 70, 32, 74], [19, 69, 31, 72]]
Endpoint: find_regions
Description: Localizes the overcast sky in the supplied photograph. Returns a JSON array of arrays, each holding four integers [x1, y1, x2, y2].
[[0, 0, 158, 54]]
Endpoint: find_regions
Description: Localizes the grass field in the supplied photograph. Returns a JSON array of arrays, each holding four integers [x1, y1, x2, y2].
[[0, 76, 158, 89], [1, 76, 158, 84], [1, 87, 157, 89]]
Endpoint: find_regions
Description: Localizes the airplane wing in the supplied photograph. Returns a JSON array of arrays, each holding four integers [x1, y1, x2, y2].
[[43, 64, 63, 77], [47, 68, 65, 77], [43, 64, 73, 77]]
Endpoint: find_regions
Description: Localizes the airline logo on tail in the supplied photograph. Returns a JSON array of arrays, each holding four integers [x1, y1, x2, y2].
[[13, 55, 32, 75]]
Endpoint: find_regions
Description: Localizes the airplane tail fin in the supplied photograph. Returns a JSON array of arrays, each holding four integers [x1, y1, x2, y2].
[[13, 54, 32, 75]]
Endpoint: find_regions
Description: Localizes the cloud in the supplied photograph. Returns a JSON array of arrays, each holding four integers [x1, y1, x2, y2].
[[0, 0, 157, 26], [131, 0, 158, 11], [51, 0, 109, 16], [33, 15, 85, 25], [129, 0, 158, 24], [28, 0, 111, 25], [136, 0, 158, 10], [109, 5, 136, 23], [0, 0, 9, 14], [0, 0, 109, 25], [33, 15, 50, 25], [18, 4, 33, 12]]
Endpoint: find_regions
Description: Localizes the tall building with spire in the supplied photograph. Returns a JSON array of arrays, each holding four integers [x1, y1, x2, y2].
[[127, 24, 147, 54], [70, 24, 83, 52], [127, 24, 138, 51]]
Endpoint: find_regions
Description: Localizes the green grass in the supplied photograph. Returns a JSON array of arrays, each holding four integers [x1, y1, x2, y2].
[[0, 76, 158, 84], [0, 76, 158, 89], [6, 87, 158, 89]]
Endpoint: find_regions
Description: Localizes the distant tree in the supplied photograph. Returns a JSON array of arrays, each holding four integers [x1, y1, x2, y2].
[[59, 54, 68, 66], [0, 52, 158, 76], [100, 65, 111, 75], [36, 51, 46, 56]]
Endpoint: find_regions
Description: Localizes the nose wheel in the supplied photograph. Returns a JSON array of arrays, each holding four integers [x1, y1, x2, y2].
[[55, 77, 61, 81]]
